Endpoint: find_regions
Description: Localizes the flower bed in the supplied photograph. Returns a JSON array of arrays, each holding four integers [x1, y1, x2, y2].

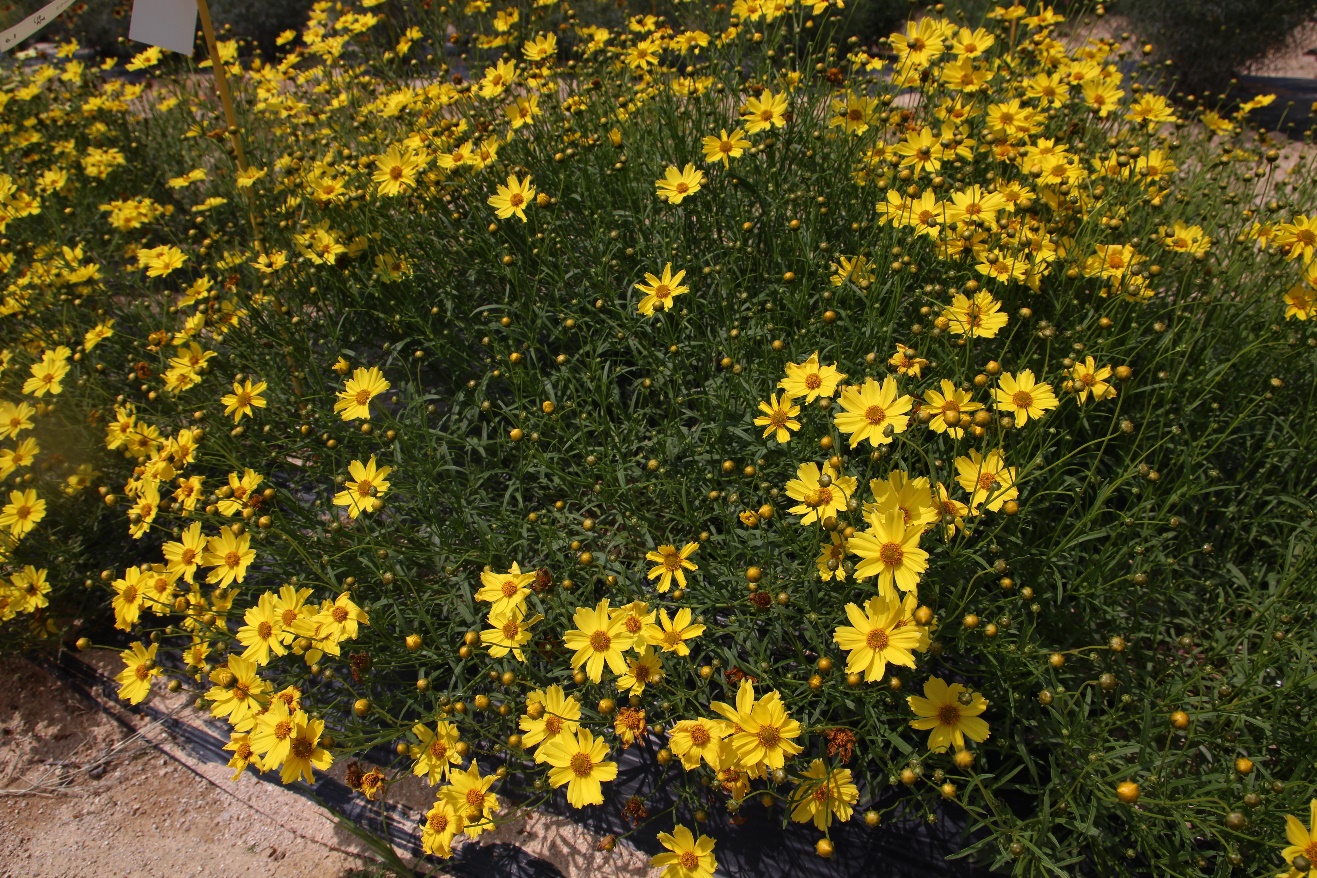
[[1, 1, 1316, 875]]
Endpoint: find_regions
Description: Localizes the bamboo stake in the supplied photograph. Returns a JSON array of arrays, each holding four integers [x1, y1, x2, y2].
[[195, 0, 248, 173]]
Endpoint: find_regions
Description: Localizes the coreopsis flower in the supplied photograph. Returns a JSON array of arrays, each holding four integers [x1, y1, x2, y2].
[[642, 607, 705, 655], [563, 599, 635, 682], [993, 370, 1058, 426], [83, 320, 114, 350], [443, 764, 499, 837], [22, 353, 69, 397], [611, 600, 656, 639], [668, 718, 730, 770], [410, 720, 463, 784], [887, 344, 927, 379], [655, 163, 705, 205], [272, 585, 316, 644], [635, 263, 689, 316], [0, 488, 45, 538], [333, 455, 392, 518], [830, 255, 874, 287], [202, 529, 255, 587], [894, 127, 945, 175], [421, 798, 464, 858], [522, 32, 557, 61], [218, 469, 263, 516], [617, 645, 664, 695], [1069, 356, 1116, 404], [302, 592, 369, 655], [250, 699, 304, 768], [0, 436, 38, 479], [206, 655, 269, 731], [789, 760, 860, 830], [223, 732, 261, 780], [779, 352, 846, 403], [834, 377, 913, 448], [816, 532, 848, 581], [520, 685, 581, 760], [652, 826, 717, 878], [785, 460, 855, 525], [710, 680, 804, 770], [867, 469, 938, 530], [849, 509, 929, 598], [754, 392, 800, 443], [220, 378, 268, 423], [1281, 800, 1317, 877], [237, 591, 287, 665], [945, 185, 1008, 226], [1285, 279, 1316, 321], [112, 566, 145, 630], [115, 641, 159, 705], [740, 88, 788, 134], [702, 128, 750, 166], [955, 448, 1018, 514], [373, 144, 426, 196], [0, 401, 34, 439], [832, 594, 925, 682], [922, 379, 981, 438], [1162, 221, 1210, 256], [280, 717, 332, 784], [645, 541, 699, 593], [934, 482, 969, 540], [482, 604, 542, 661], [127, 480, 160, 538], [10, 567, 49, 614], [476, 561, 536, 612], [478, 58, 516, 98], [908, 676, 990, 752], [488, 174, 535, 221], [542, 728, 617, 808], [944, 291, 1008, 338], [334, 366, 389, 421]]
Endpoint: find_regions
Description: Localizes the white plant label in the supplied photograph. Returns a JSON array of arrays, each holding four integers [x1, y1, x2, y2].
[[0, 0, 78, 53], [129, 0, 198, 56]]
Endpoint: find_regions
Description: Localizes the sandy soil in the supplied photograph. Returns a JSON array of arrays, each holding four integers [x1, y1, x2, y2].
[[0, 653, 658, 878]]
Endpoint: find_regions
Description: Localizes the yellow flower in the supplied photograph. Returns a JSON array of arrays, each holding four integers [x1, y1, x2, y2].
[[992, 369, 1059, 426], [833, 593, 925, 682], [789, 759, 859, 830], [867, 469, 938, 531], [481, 604, 542, 661], [922, 379, 981, 438], [410, 720, 463, 785], [111, 566, 145, 630], [955, 449, 1018, 514], [944, 290, 1008, 338], [848, 508, 928, 598], [785, 460, 855, 526], [779, 352, 846, 403], [562, 599, 635, 682], [334, 366, 389, 421], [655, 163, 705, 205], [202, 529, 256, 587], [1068, 356, 1116, 404], [645, 541, 699, 593], [617, 645, 664, 695], [754, 392, 801, 443], [642, 607, 705, 655], [421, 797, 464, 858], [223, 732, 261, 781], [237, 591, 287, 665], [333, 455, 392, 518], [908, 676, 990, 752], [0, 487, 45, 538], [488, 174, 535, 222], [280, 717, 332, 784], [652, 825, 717, 878], [710, 679, 804, 770], [22, 354, 69, 397], [668, 718, 730, 770], [1282, 800, 1317, 877], [702, 128, 750, 166], [373, 144, 427, 196], [542, 728, 618, 808], [220, 378, 268, 424], [205, 654, 269, 731], [520, 684, 581, 760], [475, 561, 536, 613], [115, 641, 159, 705], [816, 532, 848, 582], [163, 521, 206, 583], [741, 88, 788, 134], [442, 763, 499, 837], [834, 377, 912, 448], [636, 263, 689, 316]]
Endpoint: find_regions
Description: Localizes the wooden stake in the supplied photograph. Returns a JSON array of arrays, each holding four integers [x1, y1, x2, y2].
[[195, 0, 248, 173]]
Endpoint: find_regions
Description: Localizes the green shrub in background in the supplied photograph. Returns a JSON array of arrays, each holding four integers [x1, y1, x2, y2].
[[1, 1, 1317, 876]]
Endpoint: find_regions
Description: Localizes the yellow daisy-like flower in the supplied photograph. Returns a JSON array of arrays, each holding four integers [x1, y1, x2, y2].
[[237, 591, 287, 665], [816, 531, 849, 582], [0, 487, 45, 538], [655, 163, 706, 204], [652, 825, 718, 878], [373, 144, 427, 196], [475, 561, 536, 613], [642, 607, 705, 655], [848, 508, 928, 599], [710, 679, 804, 770], [481, 604, 542, 661], [922, 379, 981, 438], [832, 593, 925, 682], [789, 759, 860, 830], [955, 448, 1018, 514], [562, 599, 635, 682], [992, 369, 1059, 426], [754, 392, 801, 443], [668, 718, 730, 771], [1281, 800, 1317, 877], [421, 797, 464, 859], [645, 541, 699, 593], [280, 716, 333, 784], [636, 263, 689, 316], [834, 377, 912, 448], [443, 764, 499, 838], [220, 378, 268, 424], [908, 676, 990, 752], [334, 366, 389, 421], [520, 684, 581, 760], [617, 645, 664, 695], [202, 528, 256, 587], [779, 352, 846, 403], [943, 290, 1009, 338], [542, 728, 618, 808], [702, 127, 750, 166], [410, 720, 463, 785], [785, 460, 855, 526], [741, 88, 788, 134], [1068, 356, 1116, 404], [332, 455, 392, 518], [115, 641, 159, 705], [488, 174, 536, 222]]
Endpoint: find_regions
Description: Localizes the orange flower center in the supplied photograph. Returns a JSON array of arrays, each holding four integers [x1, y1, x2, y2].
[[866, 628, 890, 650], [977, 472, 999, 492], [224, 551, 241, 569], [680, 852, 700, 869], [291, 738, 313, 759], [544, 716, 563, 734], [688, 724, 711, 746], [355, 389, 371, 405], [864, 404, 886, 425], [804, 373, 822, 390], [501, 579, 519, 597], [879, 542, 904, 567], [1012, 390, 1034, 409], [589, 630, 612, 652], [756, 725, 781, 748], [570, 751, 594, 777], [430, 740, 448, 759], [502, 620, 521, 640], [258, 621, 273, 640], [275, 719, 292, 740], [938, 704, 962, 726]]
